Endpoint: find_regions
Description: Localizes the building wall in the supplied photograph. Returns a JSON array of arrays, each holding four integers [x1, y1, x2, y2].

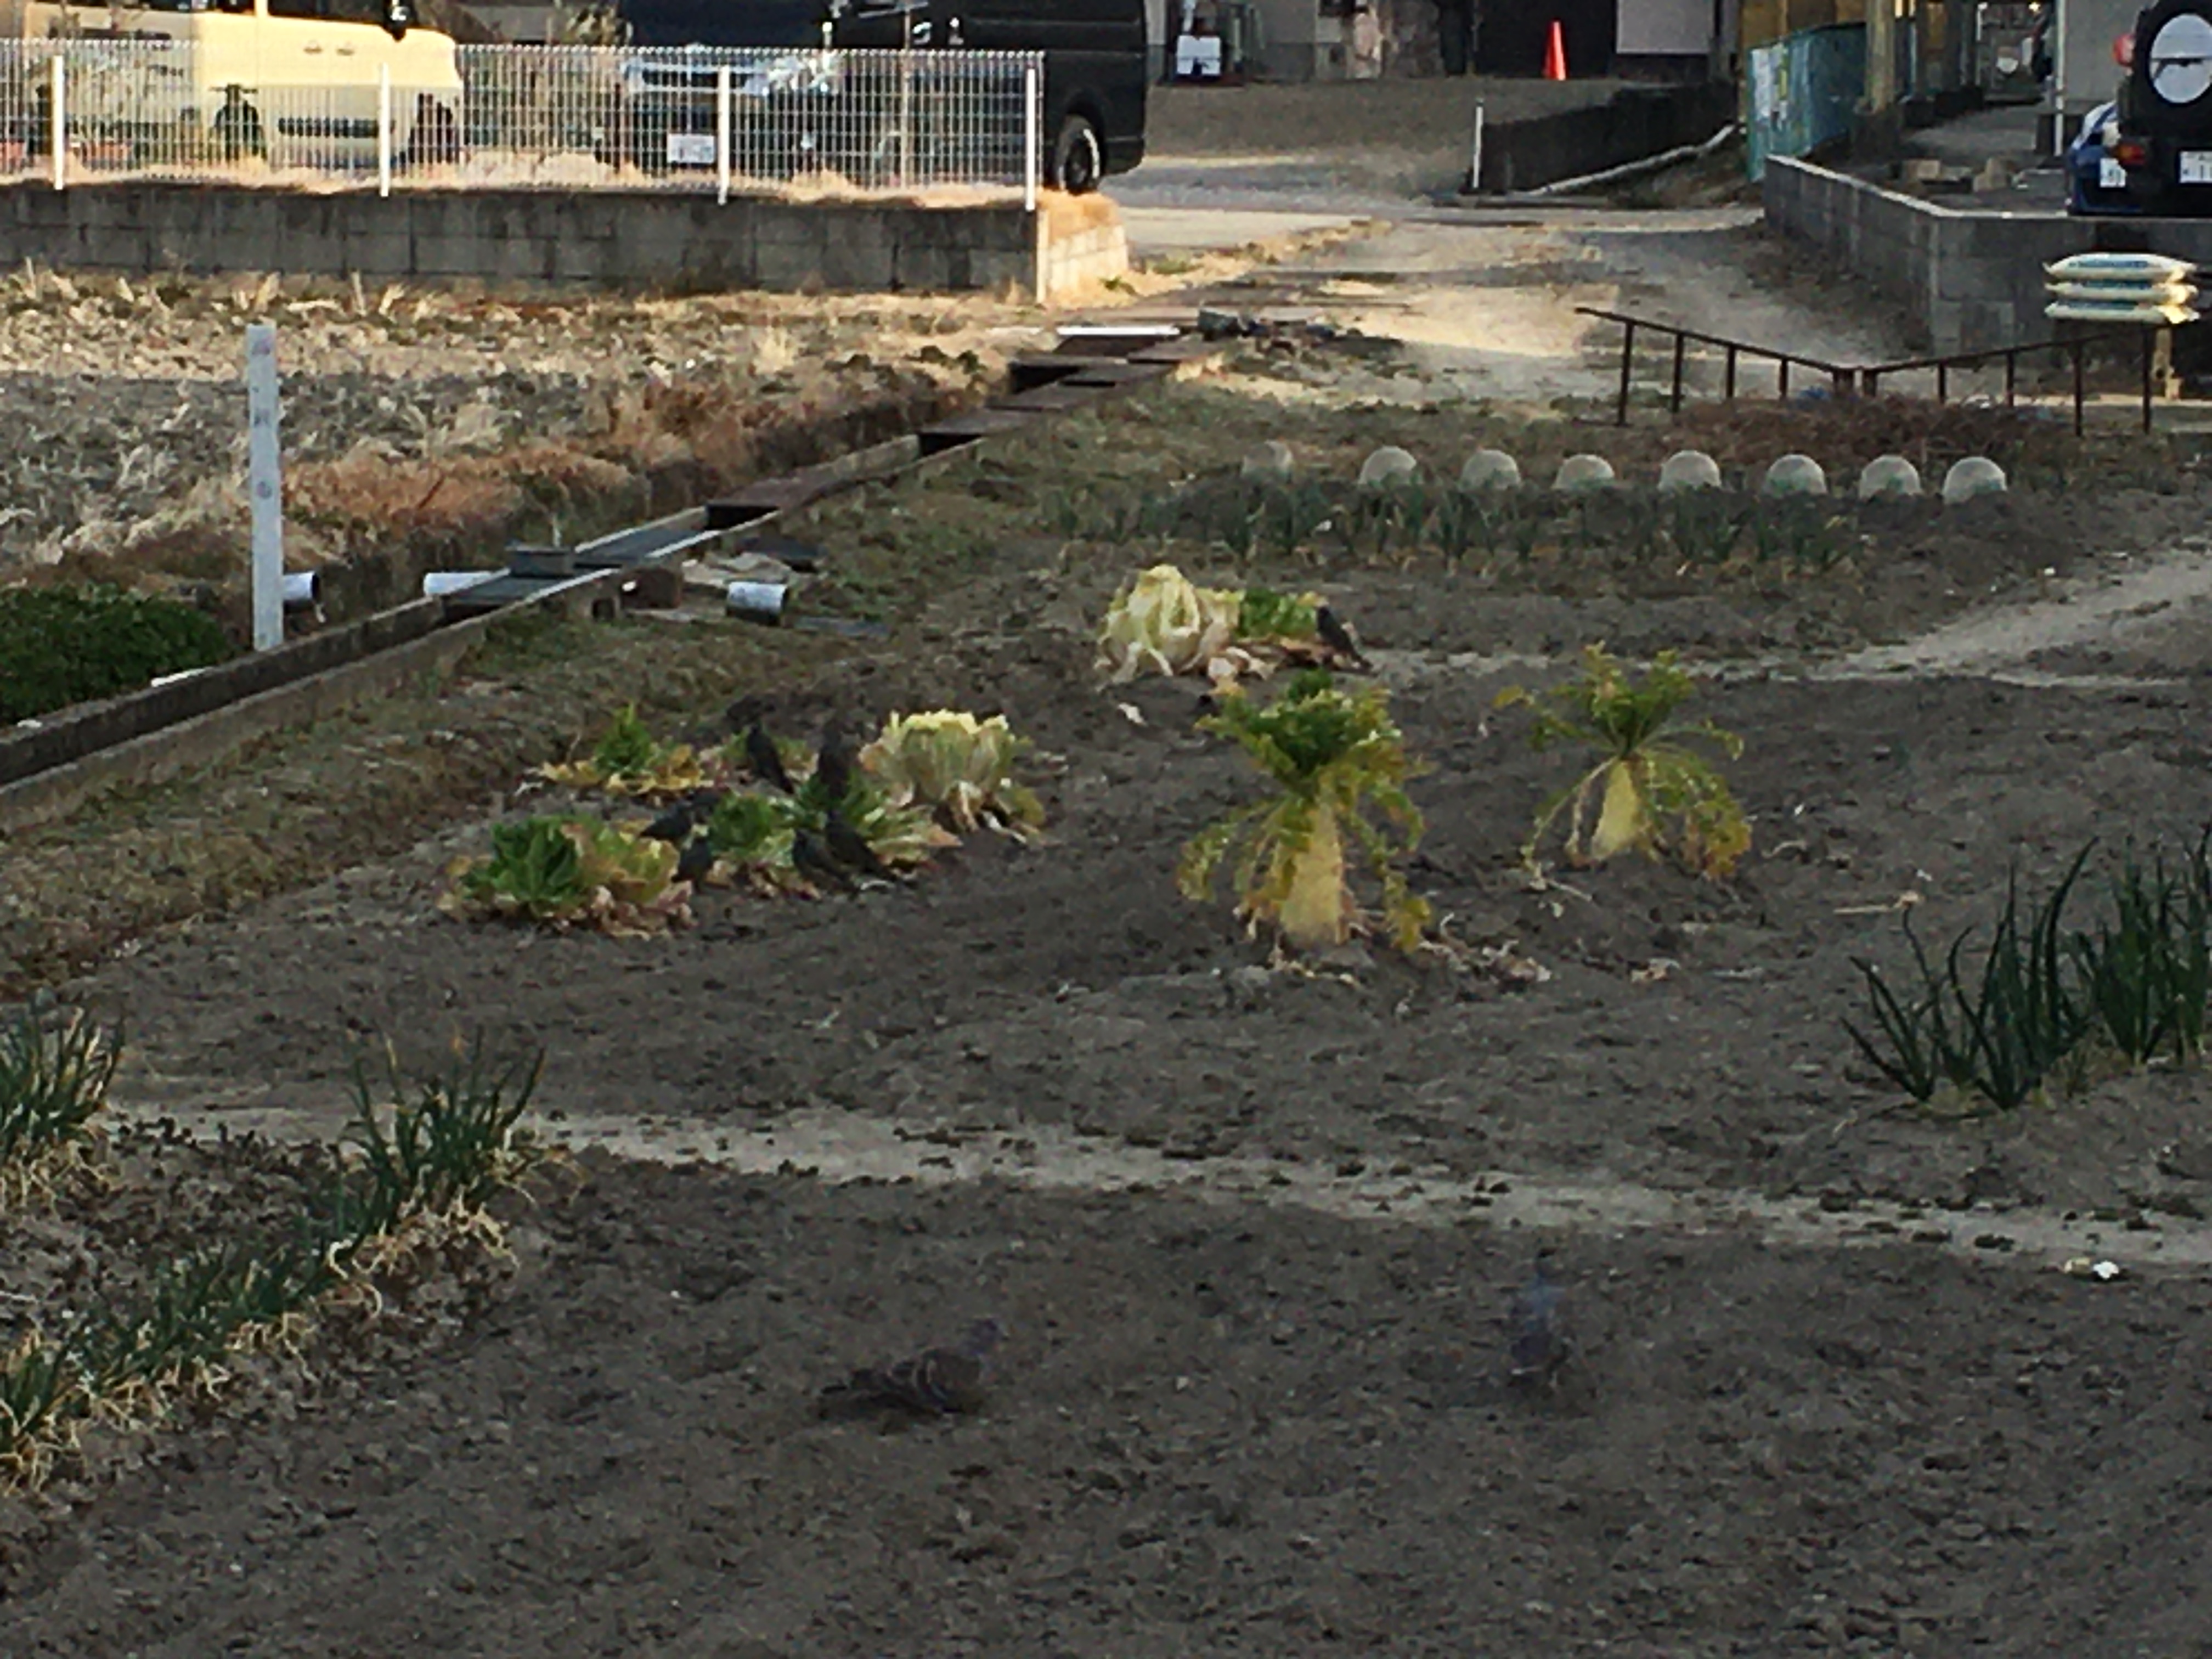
[[1620, 0, 1715, 56]]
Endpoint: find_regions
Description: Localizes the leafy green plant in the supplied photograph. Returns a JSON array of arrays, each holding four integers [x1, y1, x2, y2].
[[1096, 564, 1244, 682], [75, 1235, 340, 1402], [1848, 853, 2091, 1113], [0, 1035, 552, 1489], [1747, 498, 1852, 573], [0, 1008, 119, 1195], [0, 584, 234, 723], [2071, 834, 2212, 1064], [1496, 646, 1748, 878], [539, 704, 709, 799], [704, 775, 952, 891], [1258, 482, 1335, 562], [442, 816, 693, 935], [1180, 670, 1430, 952], [1236, 585, 1319, 643], [859, 710, 1045, 839], [345, 1037, 546, 1228], [0, 1334, 77, 1485], [1660, 492, 1746, 567]]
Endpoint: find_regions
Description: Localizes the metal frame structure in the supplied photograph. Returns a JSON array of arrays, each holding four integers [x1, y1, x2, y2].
[[1579, 306, 2168, 437]]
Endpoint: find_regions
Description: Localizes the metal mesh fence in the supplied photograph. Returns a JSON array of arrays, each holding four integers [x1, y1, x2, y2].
[[0, 39, 1039, 196]]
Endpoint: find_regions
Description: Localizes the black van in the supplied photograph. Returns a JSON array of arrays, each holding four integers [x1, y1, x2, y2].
[[2109, 0, 2212, 212], [616, 0, 1146, 192]]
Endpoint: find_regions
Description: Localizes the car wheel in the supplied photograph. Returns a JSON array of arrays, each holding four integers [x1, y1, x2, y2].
[[407, 98, 461, 168], [1051, 113, 1103, 194], [212, 101, 264, 163]]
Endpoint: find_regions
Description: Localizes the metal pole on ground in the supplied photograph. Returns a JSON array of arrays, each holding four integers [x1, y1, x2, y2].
[[1023, 59, 1039, 211], [245, 325, 286, 653], [1466, 98, 1484, 193], [377, 65, 392, 198], [716, 66, 732, 205], [50, 55, 65, 192], [1615, 320, 1635, 425]]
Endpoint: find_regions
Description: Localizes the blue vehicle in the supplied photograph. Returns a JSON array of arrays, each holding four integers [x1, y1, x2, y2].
[[2068, 100, 2140, 215]]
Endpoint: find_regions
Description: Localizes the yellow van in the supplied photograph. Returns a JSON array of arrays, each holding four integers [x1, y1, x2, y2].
[[4, 0, 463, 170]]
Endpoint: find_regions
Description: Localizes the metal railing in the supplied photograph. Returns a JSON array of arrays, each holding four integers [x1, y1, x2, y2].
[[1580, 307, 2166, 436], [0, 40, 1042, 198]]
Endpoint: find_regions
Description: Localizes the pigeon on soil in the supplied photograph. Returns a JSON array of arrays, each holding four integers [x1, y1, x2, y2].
[[819, 1318, 1007, 1418], [744, 723, 795, 795], [1314, 604, 1369, 670], [1507, 1258, 1569, 1387]]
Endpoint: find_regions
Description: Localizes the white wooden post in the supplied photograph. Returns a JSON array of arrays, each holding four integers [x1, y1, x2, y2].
[[49, 54, 64, 192], [1467, 98, 1485, 193], [377, 65, 392, 197], [715, 65, 731, 205], [1022, 59, 1039, 210], [245, 324, 286, 652]]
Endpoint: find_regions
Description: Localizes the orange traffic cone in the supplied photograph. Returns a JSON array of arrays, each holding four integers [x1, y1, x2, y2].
[[1544, 19, 1568, 80]]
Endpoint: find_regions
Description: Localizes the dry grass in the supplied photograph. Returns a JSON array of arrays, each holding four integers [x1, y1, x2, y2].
[[0, 263, 1025, 612]]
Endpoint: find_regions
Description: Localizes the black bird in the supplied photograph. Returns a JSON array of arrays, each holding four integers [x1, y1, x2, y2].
[[814, 720, 855, 808], [1314, 605, 1369, 669], [744, 723, 795, 795], [724, 695, 770, 736], [674, 836, 715, 885], [819, 1318, 1006, 1418], [1507, 1258, 1569, 1388], [791, 827, 853, 893], [823, 808, 894, 883], [641, 802, 695, 844]]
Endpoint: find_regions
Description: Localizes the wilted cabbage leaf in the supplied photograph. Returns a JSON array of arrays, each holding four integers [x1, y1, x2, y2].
[[860, 710, 1045, 839]]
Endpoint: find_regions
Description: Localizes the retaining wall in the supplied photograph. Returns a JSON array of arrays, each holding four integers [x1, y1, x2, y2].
[[1765, 155, 2212, 352], [0, 182, 1127, 300], [1479, 81, 1737, 193]]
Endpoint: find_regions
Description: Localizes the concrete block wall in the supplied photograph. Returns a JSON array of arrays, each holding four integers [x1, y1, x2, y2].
[[1763, 157, 2079, 352], [0, 182, 1125, 300]]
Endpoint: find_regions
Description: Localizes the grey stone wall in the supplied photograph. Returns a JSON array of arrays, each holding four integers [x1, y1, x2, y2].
[[0, 183, 1060, 296], [1763, 158, 2081, 353]]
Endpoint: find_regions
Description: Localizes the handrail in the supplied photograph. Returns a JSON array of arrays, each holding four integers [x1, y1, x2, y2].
[[1576, 307, 2165, 436]]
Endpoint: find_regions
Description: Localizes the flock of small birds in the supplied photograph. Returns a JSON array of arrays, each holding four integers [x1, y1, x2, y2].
[[817, 1265, 1571, 1424], [641, 704, 899, 893]]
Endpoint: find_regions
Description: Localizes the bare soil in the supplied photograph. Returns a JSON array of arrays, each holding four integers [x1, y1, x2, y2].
[[9, 356, 2212, 1652], [7, 1155, 2211, 1657]]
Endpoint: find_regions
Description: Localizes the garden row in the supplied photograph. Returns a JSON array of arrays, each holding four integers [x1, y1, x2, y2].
[[0, 1015, 544, 1489], [1051, 443, 2013, 578]]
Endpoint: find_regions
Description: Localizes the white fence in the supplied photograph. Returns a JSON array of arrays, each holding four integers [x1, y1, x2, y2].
[[0, 41, 1042, 199]]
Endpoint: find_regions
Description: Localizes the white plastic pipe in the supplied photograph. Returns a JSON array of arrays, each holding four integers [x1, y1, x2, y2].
[[281, 571, 318, 608], [1468, 98, 1485, 193], [423, 570, 500, 597], [716, 66, 732, 205], [725, 580, 786, 622], [377, 66, 392, 197], [1521, 121, 1741, 199]]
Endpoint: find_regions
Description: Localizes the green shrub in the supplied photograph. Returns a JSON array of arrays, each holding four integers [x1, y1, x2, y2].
[[0, 585, 233, 723]]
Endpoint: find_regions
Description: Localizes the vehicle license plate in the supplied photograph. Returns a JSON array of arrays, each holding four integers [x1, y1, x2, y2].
[[2181, 150, 2212, 183], [667, 132, 718, 168], [2100, 157, 2128, 189]]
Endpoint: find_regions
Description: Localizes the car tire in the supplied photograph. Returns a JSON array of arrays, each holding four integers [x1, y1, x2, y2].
[[407, 98, 461, 168], [1051, 113, 1103, 194], [212, 102, 264, 163]]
